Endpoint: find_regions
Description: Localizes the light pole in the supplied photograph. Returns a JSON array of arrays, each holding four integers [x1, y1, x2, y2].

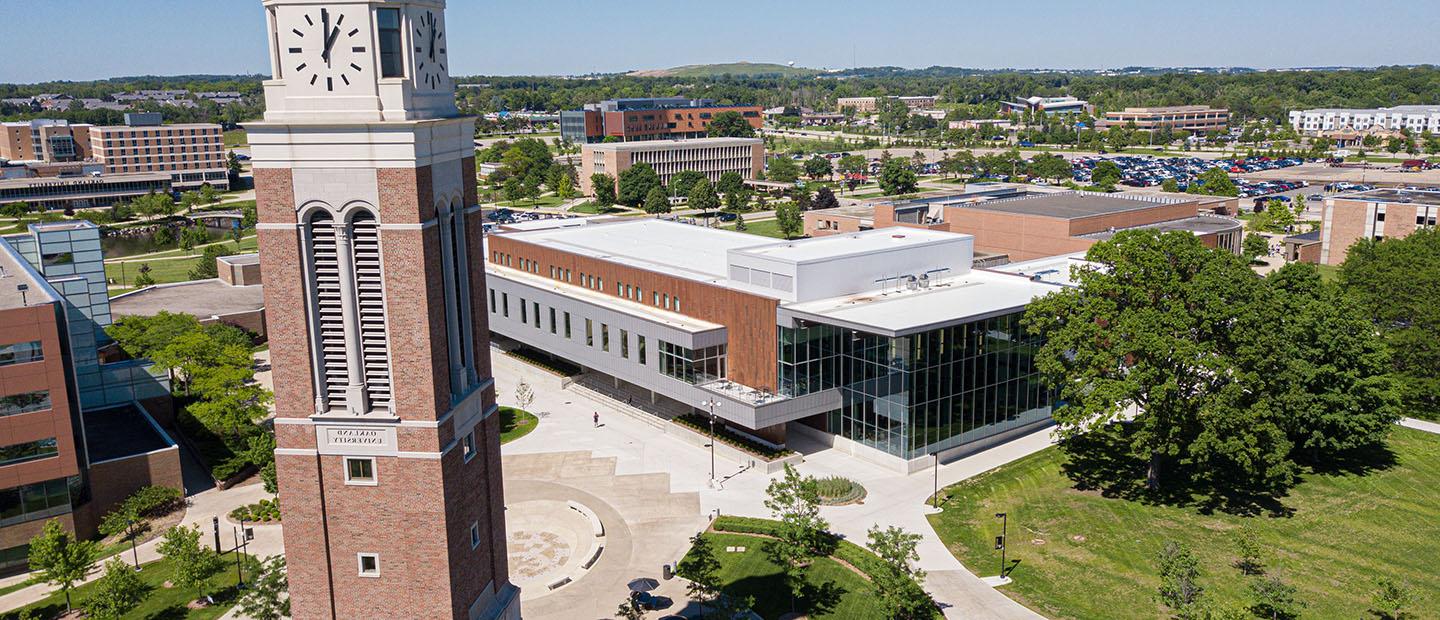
[[995, 512, 1008, 578], [128, 518, 140, 571], [931, 453, 940, 509], [699, 398, 720, 487]]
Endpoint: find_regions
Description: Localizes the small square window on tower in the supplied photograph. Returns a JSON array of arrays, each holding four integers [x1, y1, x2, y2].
[[462, 431, 476, 463], [345, 457, 376, 485], [357, 553, 380, 577]]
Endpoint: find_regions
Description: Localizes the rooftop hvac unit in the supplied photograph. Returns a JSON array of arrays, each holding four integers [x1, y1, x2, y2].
[[919, 273, 931, 288]]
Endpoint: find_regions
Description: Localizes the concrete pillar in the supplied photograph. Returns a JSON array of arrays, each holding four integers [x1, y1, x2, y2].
[[335, 224, 369, 415]]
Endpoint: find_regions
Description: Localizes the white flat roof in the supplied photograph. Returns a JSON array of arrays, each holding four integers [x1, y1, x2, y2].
[[497, 219, 770, 283], [736, 228, 959, 264], [781, 269, 1064, 336]]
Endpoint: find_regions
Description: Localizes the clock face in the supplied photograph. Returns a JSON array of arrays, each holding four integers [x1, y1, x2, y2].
[[285, 7, 367, 92], [414, 10, 448, 89]]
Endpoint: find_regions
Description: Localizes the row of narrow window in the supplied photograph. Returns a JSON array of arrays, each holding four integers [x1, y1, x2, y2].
[[488, 290, 647, 365], [493, 251, 682, 313]]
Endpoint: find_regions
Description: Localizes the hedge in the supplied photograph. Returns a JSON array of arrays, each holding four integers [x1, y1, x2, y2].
[[674, 414, 795, 460]]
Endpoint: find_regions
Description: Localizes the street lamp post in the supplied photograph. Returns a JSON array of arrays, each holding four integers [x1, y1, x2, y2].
[[128, 518, 140, 571], [699, 398, 720, 487], [932, 453, 940, 509], [995, 512, 1009, 578]]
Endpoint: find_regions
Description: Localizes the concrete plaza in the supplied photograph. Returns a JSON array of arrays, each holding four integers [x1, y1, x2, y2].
[[493, 349, 1050, 619]]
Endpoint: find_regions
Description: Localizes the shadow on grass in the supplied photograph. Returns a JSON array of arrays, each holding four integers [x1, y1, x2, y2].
[[1057, 424, 1398, 518], [727, 571, 848, 618]]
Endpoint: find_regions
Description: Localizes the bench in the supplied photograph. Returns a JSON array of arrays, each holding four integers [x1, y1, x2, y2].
[[567, 500, 604, 537]]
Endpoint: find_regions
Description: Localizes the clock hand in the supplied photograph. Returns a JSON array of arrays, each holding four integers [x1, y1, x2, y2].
[[324, 27, 341, 67], [321, 9, 331, 65], [429, 23, 436, 61]]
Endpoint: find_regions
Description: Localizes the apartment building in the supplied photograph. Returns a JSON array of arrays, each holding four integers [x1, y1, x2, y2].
[[1316, 188, 1440, 265], [0, 222, 178, 569], [1002, 96, 1091, 116], [560, 97, 762, 143], [835, 96, 938, 115], [485, 219, 1066, 472], [805, 186, 1242, 261], [1099, 105, 1230, 133], [579, 137, 764, 196], [1288, 105, 1440, 135], [0, 120, 94, 163], [89, 114, 228, 191]]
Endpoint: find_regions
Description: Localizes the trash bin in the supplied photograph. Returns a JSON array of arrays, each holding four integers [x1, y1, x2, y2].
[[662, 562, 675, 580]]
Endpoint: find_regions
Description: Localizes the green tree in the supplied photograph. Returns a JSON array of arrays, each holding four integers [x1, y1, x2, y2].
[[157, 524, 225, 601], [617, 163, 661, 208], [83, 558, 149, 620], [227, 152, 243, 177], [733, 212, 747, 232], [1233, 530, 1263, 576], [763, 464, 829, 612], [1290, 194, 1306, 217], [1369, 578, 1416, 620], [775, 201, 803, 239], [616, 598, 645, 620], [1023, 231, 1262, 491], [1243, 233, 1270, 263], [677, 534, 723, 618], [590, 173, 617, 206], [716, 170, 746, 196], [555, 173, 574, 200], [643, 186, 671, 214], [1161, 177, 1180, 193], [109, 311, 203, 359], [813, 187, 841, 211], [878, 98, 910, 134], [1338, 228, 1440, 419], [133, 264, 156, 288], [0, 202, 27, 218], [707, 110, 756, 138], [180, 191, 202, 214], [724, 188, 751, 213], [1028, 153, 1072, 183], [189, 366, 272, 439], [804, 155, 833, 180], [837, 154, 868, 179], [238, 556, 291, 620], [1194, 167, 1238, 197], [878, 157, 918, 196], [1091, 160, 1122, 188], [1157, 541, 1203, 612], [1249, 575, 1302, 620], [866, 525, 934, 620], [188, 243, 235, 280], [669, 170, 707, 196], [28, 519, 99, 613], [767, 156, 801, 183], [687, 179, 720, 213]]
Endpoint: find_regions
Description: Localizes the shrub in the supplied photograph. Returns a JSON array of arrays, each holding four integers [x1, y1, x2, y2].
[[673, 414, 794, 460], [229, 498, 282, 523], [97, 485, 183, 538], [815, 476, 866, 505]]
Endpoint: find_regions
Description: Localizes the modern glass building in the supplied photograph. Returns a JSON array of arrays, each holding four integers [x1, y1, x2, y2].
[[780, 311, 1051, 460]]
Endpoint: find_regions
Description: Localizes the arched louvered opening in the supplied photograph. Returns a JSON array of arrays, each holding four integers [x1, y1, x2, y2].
[[447, 202, 474, 385], [305, 211, 348, 409], [349, 210, 392, 412]]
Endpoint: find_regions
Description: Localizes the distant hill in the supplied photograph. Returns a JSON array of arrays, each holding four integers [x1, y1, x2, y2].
[[629, 62, 822, 78]]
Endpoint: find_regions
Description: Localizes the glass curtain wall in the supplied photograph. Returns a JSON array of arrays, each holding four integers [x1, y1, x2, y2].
[[778, 311, 1052, 459]]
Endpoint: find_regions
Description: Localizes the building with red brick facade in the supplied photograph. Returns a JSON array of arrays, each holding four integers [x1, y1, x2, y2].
[[560, 97, 762, 144], [249, 0, 518, 618], [806, 186, 1243, 262], [485, 219, 1069, 472], [1316, 188, 1440, 265], [0, 222, 178, 571]]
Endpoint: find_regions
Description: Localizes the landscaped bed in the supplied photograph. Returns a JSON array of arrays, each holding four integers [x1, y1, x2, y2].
[[2, 556, 243, 620], [926, 427, 1440, 619], [672, 413, 795, 460], [505, 346, 582, 377], [681, 516, 939, 619], [499, 407, 538, 444]]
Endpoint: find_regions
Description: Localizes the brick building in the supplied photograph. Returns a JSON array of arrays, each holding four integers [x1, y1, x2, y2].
[[0, 222, 178, 570], [0, 120, 93, 163], [806, 186, 1243, 262], [249, 0, 518, 618], [560, 97, 762, 143], [89, 114, 229, 191], [485, 219, 1068, 472], [579, 137, 764, 196], [1316, 188, 1440, 265]]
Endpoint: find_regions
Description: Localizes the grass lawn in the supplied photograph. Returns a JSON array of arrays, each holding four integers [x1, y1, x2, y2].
[[105, 258, 202, 289], [4, 556, 242, 620], [496, 196, 566, 209], [223, 129, 247, 147], [1315, 263, 1341, 283], [927, 427, 1440, 619], [111, 236, 257, 262], [725, 218, 793, 239], [568, 201, 625, 215], [691, 532, 887, 619], [499, 407, 538, 444]]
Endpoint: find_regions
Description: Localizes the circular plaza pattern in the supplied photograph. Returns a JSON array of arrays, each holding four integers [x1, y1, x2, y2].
[[505, 499, 602, 596]]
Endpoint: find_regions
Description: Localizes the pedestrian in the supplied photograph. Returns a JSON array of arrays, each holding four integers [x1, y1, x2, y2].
[[593, 411, 599, 428]]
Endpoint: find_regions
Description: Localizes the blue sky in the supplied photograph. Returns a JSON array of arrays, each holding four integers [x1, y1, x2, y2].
[[2, 0, 1438, 83]]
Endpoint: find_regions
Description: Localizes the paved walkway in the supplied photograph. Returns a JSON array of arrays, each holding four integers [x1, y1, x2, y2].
[[1401, 417, 1440, 435], [494, 350, 1050, 619]]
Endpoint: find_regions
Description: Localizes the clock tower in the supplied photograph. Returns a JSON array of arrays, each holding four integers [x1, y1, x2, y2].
[[248, 1, 519, 619]]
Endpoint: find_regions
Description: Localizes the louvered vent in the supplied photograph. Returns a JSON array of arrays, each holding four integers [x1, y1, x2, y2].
[[307, 212, 348, 409], [349, 211, 392, 411], [448, 208, 473, 372]]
